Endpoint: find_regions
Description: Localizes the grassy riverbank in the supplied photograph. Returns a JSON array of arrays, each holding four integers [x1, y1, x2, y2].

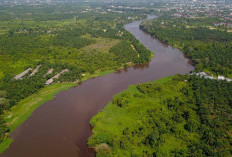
[[81, 70, 116, 82], [0, 4, 152, 153], [88, 75, 232, 156], [0, 82, 76, 153], [0, 12, 152, 152], [0, 67, 127, 153], [0, 66, 118, 152]]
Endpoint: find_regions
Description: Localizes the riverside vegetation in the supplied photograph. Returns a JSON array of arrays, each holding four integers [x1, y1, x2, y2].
[[88, 9, 232, 157], [88, 75, 232, 156], [1, 1, 232, 156], [140, 13, 232, 78], [0, 3, 152, 151]]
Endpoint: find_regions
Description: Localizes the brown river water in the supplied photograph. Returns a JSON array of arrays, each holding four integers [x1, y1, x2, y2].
[[1, 15, 194, 157]]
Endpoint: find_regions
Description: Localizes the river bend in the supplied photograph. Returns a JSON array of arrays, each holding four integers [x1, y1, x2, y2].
[[1, 15, 194, 157]]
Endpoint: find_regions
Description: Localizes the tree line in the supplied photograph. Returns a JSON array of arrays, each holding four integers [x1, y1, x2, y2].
[[140, 16, 232, 77]]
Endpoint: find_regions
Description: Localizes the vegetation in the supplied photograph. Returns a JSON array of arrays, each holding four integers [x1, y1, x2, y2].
[[88, 75, 232, 156], [0, 91, 9, 144], [0, 3, 152, 150], [88, 10, 232, 157], [140, 15, 232, 77]]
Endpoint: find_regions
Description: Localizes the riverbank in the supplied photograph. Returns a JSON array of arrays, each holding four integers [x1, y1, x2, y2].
[[88, 74, 232, 156], [0, 59, 155, 153], [88, 76, 182, 156], [140, 17, 232, 78], [0, 14, 193, 157], [0, 16, 155, 153], [0, 68, 126, 153], [0, 82, 76, 153]]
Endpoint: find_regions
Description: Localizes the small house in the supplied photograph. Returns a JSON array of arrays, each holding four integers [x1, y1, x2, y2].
[[14, 68, 32, 80], [45, 69, 69, 85], [45, 78, 54, 85], [218, 75, 225, 80], [29, 65, 42, 77]]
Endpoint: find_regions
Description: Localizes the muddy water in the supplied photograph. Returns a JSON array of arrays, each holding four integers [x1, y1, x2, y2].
[[1, 15, 194, 157]]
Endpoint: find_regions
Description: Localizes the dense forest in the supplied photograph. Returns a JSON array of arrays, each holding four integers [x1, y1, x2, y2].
[[0, 4, 152, 145], [140, 15, 232, 77], [88, 75, 232, 156]]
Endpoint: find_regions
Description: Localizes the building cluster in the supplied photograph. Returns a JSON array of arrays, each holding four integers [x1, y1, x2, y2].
[[158, 0, 232, 25], [14, 65, 69, 85], [45, 69, 69, 85], [191, 72, 232, 82], [14, 68, 33, 80], [214, 22, 232, 29]]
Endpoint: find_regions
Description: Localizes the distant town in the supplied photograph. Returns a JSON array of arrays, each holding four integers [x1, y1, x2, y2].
[[1, 0, 232, 31]]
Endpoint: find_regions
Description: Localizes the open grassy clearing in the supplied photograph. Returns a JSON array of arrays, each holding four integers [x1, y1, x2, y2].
[[81, 34, 120, 53]]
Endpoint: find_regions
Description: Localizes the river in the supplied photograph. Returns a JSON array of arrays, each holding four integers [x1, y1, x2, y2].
[[1, 15, 194, 157]]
